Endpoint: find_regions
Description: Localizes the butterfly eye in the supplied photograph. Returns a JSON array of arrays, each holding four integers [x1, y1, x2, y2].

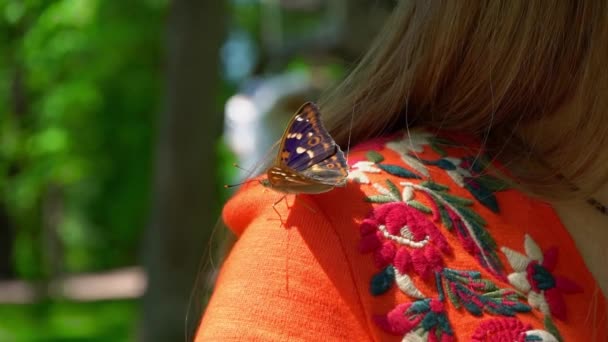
[[308, 136, 320, 146]]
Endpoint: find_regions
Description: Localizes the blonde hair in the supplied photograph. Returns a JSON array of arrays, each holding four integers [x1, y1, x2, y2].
[[321, 1, 608, 198]]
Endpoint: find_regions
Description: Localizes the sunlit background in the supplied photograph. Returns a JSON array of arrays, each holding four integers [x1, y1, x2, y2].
[[0, 0, 391, 340]]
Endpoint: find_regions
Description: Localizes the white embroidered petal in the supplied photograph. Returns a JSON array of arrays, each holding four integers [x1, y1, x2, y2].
[[402, 185, 414, 202], [527, 291, 551, 315], [347, 170, 370, 184], [385, 140, 431, 177], [402, 331, 425, 342], [507, 272, 531, 293], [351, 161, 381, 173], [525, 330, 559, 342], [501, 246, 531, 272], [373, 183, 391, 196], [446, 170, 465, 187], [401, 154, 430, 177], [524, 234, 543, 262], [386, 140, 408, 154], [405, 131, 433, 152], [395, 270, 425, 299], [373, 183, 400, 201]]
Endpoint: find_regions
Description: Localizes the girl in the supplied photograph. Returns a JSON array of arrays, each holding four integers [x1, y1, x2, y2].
[[197, 2, 607, 341]]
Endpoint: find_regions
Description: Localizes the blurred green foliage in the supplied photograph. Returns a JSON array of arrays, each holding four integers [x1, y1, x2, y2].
[[0, 300, 137, 341], [0, 0, 166, 278]]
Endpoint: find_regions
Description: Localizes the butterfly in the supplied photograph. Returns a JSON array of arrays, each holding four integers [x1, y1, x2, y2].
[[260, 102, 349, 194]]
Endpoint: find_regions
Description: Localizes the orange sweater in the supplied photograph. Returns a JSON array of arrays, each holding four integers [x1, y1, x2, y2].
[[197, 130, 606, 341]]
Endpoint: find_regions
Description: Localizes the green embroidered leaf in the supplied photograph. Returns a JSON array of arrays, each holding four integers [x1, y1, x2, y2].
[[464, 182, 500, 213], [440, 193, 474, 207], [440, 268, 531, 317], [407, 200, 432, 214], [437, 204, 453, 230], [444, 281, 459, 308], [476, 175, 510, 192], [456, 206, 487, 229], [469, 155, 492, 173], [421, 180, 449, 192], [429, 136, 456, 148], [365, 195, 395, 203], [378, 164, 422, 179], [429, 141, 447, 157], [385, 179, 402, 200], [366, 150, 384, 163], [408, 299, 431, 314], [370, 266, 395, 296], [544, 315, 564, 342]]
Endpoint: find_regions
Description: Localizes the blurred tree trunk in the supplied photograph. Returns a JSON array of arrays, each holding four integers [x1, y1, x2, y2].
[[141, 1, 226, 341], [0, 204, 14, 279], [0, 64, 29, 279]]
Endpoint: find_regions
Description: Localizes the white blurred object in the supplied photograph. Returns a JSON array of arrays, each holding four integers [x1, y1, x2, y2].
[[224, 70, 310, 176]]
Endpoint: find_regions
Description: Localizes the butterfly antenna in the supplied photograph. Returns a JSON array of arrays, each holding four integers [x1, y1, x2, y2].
[[224, 179, 257, 189], [232, 163, 252, 172], [345, 106, 355, 165]]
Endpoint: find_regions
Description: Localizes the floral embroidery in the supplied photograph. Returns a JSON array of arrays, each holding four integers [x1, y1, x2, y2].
[[361, 178, 505, 278], [471, 318, 558, 342], [501, 234, 581, 339], [359, 202, 451, 287], [373, 268, 530, 341], [350, 131, 567, 341]]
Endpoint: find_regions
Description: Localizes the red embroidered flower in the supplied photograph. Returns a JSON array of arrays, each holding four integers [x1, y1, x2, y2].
[[359, 202, 452, 279], [501, 234, 582, 320], [471, 318, 558, 342], [374, 298, 455, 341]]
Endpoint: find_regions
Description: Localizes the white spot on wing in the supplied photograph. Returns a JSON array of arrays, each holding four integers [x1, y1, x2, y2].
[[296, 117, 304, 121], [306, 150, 314, 158], [296, 147, 306, 154]]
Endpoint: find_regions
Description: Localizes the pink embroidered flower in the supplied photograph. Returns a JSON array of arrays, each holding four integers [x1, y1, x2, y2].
[[374, 298, 455, 341], [471, 318, 558, 342], [360, 202, 452, 280], [501, 234, 582, 320]]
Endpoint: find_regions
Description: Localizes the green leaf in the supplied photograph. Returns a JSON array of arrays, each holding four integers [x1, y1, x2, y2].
[[430, 137, 456, 146], [370, 266, 395, 296], [476, 175, 510, 192], [378, 164, 421, 179], [421, 181, 449, 192], [407, 200, 432, 214], [429, 141, 447, 157], [437, 203, 453, 230], [440, 193, 474, 207], [366, 150, 384, 163], [456, 206, 487, 228], [385, 179, 402, 200], [544, 315, 564, 342]]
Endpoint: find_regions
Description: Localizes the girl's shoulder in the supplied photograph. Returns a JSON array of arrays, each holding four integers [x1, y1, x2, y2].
[[221, 129, 606, 341]]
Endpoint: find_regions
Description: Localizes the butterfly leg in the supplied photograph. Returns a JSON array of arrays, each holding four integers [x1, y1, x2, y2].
[[272, 195, 287, 225]]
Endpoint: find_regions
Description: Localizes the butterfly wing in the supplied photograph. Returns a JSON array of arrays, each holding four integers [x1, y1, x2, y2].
[[277, 102, 341, 172], [267, 102, 348, 192], [299, 153, 348, 186]]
